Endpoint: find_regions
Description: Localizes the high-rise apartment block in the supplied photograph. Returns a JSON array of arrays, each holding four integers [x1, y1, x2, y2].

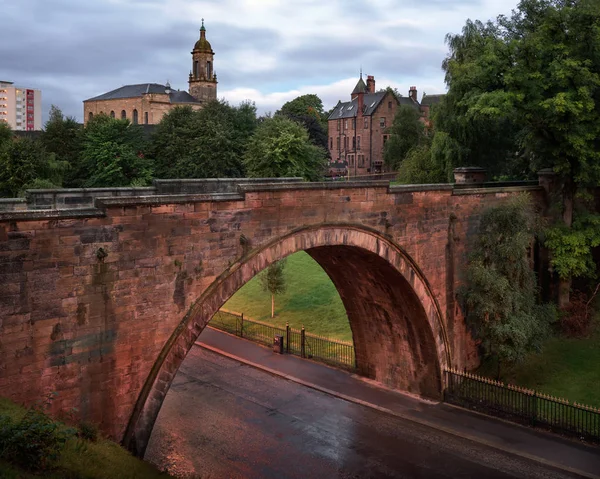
[[0, 81, 42, 131]]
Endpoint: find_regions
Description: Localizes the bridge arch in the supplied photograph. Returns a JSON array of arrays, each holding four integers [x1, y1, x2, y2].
[[124, 224, 451, 456]]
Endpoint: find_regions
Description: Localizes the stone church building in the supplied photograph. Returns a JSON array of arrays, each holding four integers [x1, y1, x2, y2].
[[83, 21, 217, 125]]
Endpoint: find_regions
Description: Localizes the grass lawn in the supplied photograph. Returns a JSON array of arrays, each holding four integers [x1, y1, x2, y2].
[[493, 323, 600, 408], [222, 251, 352, 342], [0, 397, 170, 479]]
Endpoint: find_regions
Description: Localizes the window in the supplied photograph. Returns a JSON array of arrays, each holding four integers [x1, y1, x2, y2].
[[88, 112, 93, 121], [121, 110, 126, 120], [145, 112, 149, 124], [388, 101, 392, 110], [358, 155, 365, 168], [337, 137, 340, 149], [206, 61, 213, 79], [349, 155, 354, 166], [344, 119, 348, 130], [364, 117, 368, 129], [383, 135, 389, 145], [352, 118, 356, 129], [344, 137, 348, 150], [352, 137, 356, 150], [110, 111, 115, 118], [337, 119, 341, 131], [132, 109, 138, 124], [357, 136, 361, 150], [380, 117, 386, 128], [330, 137, 333, 149], [194, 60, 199, 78]]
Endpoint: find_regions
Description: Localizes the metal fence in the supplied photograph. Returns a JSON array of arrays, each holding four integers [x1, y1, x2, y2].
[[210, 310, 356, 371], [444, 368, 600, 443]]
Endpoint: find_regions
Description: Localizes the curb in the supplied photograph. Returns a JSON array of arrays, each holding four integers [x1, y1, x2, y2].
[[195, 341, 600, 479]]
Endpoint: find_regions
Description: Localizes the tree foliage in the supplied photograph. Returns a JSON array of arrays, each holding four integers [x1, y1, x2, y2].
[[41, 105, 83, 187], [436, 19, 522, 179], [81, 114, 152, 187], [384, 106, 426, 170], [260, 259, 287, 318], [151, 100, 256, 179], [462, 195, 556, 371], [0, 136, 67, 197], [441, 0, 600, 306], [396, 143, 446, 185], [545, 211, 600, 279], [277, 94, 329, 151], [243, 116, 327, 180], [0, 122, 11, 147], [278, 94, 326, 122]]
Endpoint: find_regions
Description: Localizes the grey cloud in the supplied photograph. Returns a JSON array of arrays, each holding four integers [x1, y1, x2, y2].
[[2, 0, 463, 123]]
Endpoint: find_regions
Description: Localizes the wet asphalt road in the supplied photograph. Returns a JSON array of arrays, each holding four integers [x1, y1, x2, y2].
[[145, 346, 583, 479]]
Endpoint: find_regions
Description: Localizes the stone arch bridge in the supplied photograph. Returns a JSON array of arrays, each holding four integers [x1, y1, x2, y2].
[[0, 174, 547, 456]]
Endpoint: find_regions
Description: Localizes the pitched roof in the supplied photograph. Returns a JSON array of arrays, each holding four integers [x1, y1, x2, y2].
[[84, 83, 201, 103], [420, 93, 445, 106], [327, 91, 388, 120], [398, 96, 420, 109], [351, 77, 367, 95]]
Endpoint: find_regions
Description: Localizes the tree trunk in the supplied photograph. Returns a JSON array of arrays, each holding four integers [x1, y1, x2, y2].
[[271, 294, 275, 318], [558, 178, 574, 309]]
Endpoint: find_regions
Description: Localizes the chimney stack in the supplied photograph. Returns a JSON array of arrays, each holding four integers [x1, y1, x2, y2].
[[366, 75, 376, 93], [409, 86, 418, 102]]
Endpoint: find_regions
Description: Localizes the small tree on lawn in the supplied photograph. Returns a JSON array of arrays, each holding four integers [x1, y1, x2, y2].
[[260, 260, 287, 318], [462, 194, 556, 378]]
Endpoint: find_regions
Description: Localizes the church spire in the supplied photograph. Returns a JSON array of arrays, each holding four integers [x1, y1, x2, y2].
[[189, 20, 217, 102]]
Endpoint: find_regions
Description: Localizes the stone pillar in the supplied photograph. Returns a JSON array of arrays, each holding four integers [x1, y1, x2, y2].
[[453, 167, 486, 184]]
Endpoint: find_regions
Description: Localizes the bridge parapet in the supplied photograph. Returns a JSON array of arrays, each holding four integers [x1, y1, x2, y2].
[[0, 177, 546, 221], [0, 178, 304, 214]]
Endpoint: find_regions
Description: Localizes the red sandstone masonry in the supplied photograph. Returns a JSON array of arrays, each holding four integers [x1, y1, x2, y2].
[[0, 181, 546, 453]]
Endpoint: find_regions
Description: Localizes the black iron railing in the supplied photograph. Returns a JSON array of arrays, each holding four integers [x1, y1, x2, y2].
[[444, 369, 600, 443], [210, 310, 356, 371]]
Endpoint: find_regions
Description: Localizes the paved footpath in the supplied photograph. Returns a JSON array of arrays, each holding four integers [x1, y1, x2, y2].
[[197, 327, 600, 479]]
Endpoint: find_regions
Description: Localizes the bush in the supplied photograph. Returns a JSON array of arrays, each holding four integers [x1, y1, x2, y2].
[[560, 286, 599, 337], [78, 421, 99, 442], [0, 408, 75, 471]]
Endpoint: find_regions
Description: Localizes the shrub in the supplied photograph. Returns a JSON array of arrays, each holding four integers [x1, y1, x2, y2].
[[560, 286, 599, 337], [0, 408, 75, 471], [78, 421, 99, 442]]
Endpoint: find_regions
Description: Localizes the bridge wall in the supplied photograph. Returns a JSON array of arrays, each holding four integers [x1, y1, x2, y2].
[[0, 180, 544, 444]]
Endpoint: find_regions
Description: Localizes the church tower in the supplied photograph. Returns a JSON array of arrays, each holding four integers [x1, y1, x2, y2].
[[188, 19, 218, 102]]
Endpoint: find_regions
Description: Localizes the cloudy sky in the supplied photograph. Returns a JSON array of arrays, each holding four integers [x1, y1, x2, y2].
[[2, 0, 519, 124]]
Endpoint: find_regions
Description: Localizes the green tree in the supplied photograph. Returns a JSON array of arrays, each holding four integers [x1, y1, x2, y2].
[[0, 122, 12, 147], [396, 143, 446, 184], [260, 260, 287, 318], [0, 137, 66, 197], [151, 100, 256, 179], [462, 195, 556, 377], [278, 94, 326, 122], [277, 94, 329, 150], [443, 0, 600, 306], [384, 106, 426, 170], [437, 19, 523, 179], [81, 114, 151, 187], [243, 116, 327, 180], [41, 105, 84, 187]]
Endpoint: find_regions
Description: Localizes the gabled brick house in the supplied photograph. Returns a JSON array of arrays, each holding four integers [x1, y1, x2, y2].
[[327, 75, 441, 177]]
